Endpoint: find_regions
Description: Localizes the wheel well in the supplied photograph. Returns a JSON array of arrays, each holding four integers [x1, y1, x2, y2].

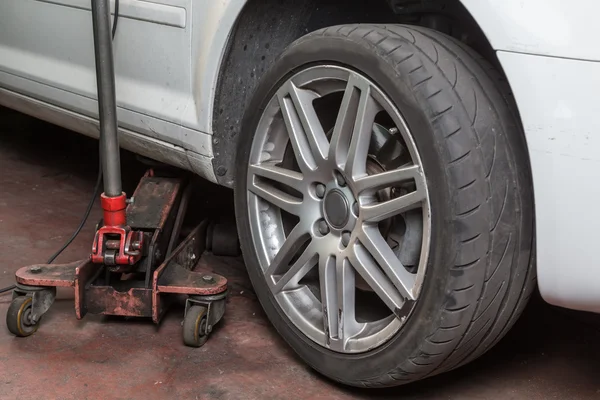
[[212, 0, 506, 186]]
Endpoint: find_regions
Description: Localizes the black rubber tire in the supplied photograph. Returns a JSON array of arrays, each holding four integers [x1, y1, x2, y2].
[[234, 24, 535, 387], [182, 305, 208, 348], [6, 296, 39, 337]]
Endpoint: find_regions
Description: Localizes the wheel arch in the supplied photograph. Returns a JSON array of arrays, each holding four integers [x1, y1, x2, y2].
[[209, 0, 398, 187], [209, 0, 534, 192]]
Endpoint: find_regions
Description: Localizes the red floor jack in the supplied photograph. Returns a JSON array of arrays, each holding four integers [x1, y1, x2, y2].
[[5, 0, 228, 347]]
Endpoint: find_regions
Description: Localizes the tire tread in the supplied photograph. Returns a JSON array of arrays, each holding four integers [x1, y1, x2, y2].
[[315, 23, 533, 386]]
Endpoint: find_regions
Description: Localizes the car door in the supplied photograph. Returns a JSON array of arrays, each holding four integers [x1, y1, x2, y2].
[[0, 0, 193, 148]]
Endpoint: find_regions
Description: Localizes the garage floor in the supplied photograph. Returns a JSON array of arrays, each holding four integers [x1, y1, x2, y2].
[[0, 107, 599, 400]]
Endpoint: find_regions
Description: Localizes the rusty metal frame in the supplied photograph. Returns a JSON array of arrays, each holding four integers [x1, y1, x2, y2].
[[14, 259, 97, 320], [12, 171, 227, 327], [14, 221, 227, 324], [151, 221, 227, 323]]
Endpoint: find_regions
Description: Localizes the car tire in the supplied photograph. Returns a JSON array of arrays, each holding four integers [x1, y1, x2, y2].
[[234, 24, 535, 387]]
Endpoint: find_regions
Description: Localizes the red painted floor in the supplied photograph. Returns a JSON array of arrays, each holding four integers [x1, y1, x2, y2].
[[0, 107, 599, 399]]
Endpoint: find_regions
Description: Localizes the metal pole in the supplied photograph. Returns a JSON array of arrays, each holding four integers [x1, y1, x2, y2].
[[91, 0, 122, 197]]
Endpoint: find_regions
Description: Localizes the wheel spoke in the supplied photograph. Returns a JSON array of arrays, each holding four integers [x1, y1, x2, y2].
[[270, 242, 318, 293], [329, 74, 378, 174], [249, 178, 302, 216], [345, 87, 378, 178], [349, 243, 406, 314], [361, 189, 426, 223], [353, 165, 422, 194], [278, 83, 328, 171], [249, 162, 304, 192], [335, 257, 360, 349], [288, 83, 329, 162], [359, 225, 417, 300], [265, 223, 310, 279], [319, 254, 338, 342], [329, 75, 361, 167]]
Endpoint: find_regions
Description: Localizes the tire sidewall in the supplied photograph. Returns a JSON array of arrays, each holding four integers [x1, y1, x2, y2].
[[235, 33, 456, 383]]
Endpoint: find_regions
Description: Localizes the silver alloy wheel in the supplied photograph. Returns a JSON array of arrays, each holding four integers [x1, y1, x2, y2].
[[246, 65, 431, 353]]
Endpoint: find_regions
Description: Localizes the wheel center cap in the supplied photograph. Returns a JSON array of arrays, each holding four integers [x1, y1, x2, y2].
[[324, 190, 349, 229]]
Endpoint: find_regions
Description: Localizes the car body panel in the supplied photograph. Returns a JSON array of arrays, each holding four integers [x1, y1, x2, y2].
[[0, 0, 190, 141], [498, 51, 600, 312], [190, 0, 245, 135], [0, 0, 216, 180], [0, 84, 193, 171], [461, 0, 600, 61]]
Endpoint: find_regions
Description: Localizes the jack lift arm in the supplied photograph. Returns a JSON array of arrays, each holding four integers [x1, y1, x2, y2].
[[5, 0, 228, 347]]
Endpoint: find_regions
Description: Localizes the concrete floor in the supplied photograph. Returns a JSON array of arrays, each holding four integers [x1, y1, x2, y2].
[[0, 106, 599, 400]]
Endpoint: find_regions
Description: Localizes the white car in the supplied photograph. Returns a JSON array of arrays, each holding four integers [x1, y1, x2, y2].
[[1, 0, 597, 388]]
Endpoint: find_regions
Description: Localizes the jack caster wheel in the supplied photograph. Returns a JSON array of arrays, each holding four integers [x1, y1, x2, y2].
[[183, 305, 209, 347], [6, 296, 40, 337]]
